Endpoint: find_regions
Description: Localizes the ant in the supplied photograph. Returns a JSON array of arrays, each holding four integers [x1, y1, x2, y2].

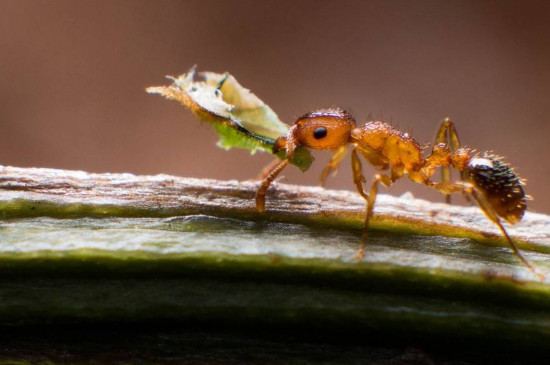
[[255, 108, 542, 279]]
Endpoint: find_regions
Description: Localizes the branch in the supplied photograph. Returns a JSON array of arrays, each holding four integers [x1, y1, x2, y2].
[[1, 165, 550, 350], [0, 165, 548, 251]]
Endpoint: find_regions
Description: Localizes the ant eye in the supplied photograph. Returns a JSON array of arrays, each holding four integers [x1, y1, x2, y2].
[[313, 127, 327, 139]]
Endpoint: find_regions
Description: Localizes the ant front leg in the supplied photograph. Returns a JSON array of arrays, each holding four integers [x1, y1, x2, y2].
[[320, 145, 348, 186], [351, 146, 368, 200], [258, 157, 282, 180], [256, 125, 298, 213], [255, 159, 290, 213], [351, 146, 368, 259]]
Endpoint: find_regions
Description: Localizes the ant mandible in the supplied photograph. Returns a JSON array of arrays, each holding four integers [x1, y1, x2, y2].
[[255, 108, 541, 279]]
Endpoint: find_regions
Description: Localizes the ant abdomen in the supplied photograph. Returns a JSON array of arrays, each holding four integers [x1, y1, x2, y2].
[[466, 154, 527, 224]]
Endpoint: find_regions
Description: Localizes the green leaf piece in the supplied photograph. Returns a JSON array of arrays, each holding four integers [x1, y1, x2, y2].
[[147, 66, 314, 170]]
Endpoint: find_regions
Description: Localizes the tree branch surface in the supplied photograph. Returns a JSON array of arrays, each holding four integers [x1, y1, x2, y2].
[[0, 165, 548, 248], [1, 165, 550, 350]]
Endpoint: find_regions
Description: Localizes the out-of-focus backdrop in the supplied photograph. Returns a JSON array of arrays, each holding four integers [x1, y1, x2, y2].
[[1, 0, 549, 213]]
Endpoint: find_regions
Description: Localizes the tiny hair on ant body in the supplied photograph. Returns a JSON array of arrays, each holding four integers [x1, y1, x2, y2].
[[255, 108, 541, 279]]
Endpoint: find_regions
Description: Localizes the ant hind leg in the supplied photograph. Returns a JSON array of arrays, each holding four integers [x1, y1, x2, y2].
[[467, 186, 543, 280], [430, 180, 543, 280], [433, 118, 461, 203]]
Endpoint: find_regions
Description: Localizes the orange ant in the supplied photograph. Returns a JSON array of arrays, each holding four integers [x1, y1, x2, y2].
[[255, 108, 541, 279]]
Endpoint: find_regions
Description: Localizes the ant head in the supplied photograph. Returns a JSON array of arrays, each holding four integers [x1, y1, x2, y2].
[[292, 108, 356, 150]]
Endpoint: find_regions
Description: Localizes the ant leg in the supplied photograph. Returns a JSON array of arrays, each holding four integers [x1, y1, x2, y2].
[[467, 186, 543, 280], [258, 157, 282, 180], [357, 174, 393, 258], [430, 181, 543, 279], [255, 159, 290, 213], [256, 125, 299, 212], [320, 145, 348, 186], [351, 147, 368, 259], [351, 147, 393, 259], [433, 118, 461, 203], [434, 118, 461, 151], [351, 146, 368, 200], [351, 147, 392, 259]]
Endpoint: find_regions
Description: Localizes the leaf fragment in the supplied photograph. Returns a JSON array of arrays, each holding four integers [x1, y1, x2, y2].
[[147, 66, 313, 171]]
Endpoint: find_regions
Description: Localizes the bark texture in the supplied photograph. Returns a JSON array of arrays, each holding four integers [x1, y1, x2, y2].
[[0, 165, 548, 249]]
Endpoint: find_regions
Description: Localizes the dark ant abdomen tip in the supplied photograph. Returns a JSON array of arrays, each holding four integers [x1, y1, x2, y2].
[[467, 155, 527, 223]]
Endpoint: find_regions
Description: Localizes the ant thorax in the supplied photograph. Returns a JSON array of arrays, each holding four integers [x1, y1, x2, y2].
[[351, 121, 424, 172]]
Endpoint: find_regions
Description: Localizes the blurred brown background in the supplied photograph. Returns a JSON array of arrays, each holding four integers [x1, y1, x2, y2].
[[1, 0, 549, 213]]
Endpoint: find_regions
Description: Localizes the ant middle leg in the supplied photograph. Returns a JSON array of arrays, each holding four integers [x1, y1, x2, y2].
[[351, 146, 394, 259], [320, 145, 348, 186], [357, 173, 393, 258]]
